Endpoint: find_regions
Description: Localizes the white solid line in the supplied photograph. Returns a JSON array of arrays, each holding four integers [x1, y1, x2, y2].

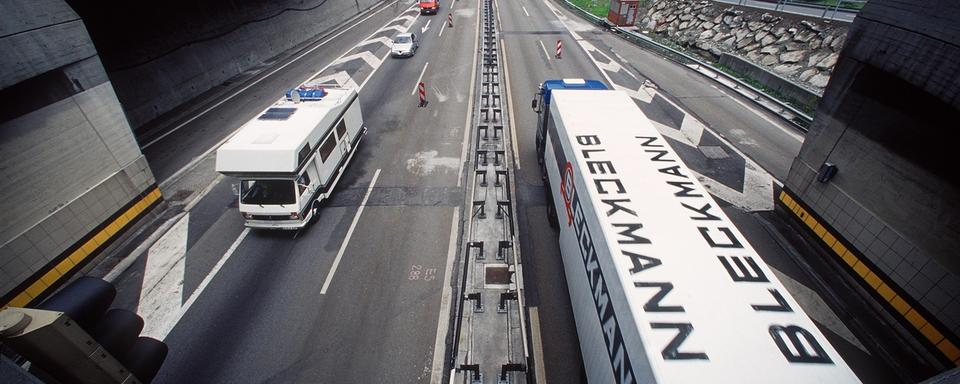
[[179, 227, 251, 317], [430, 206, 460, 384], [320, 168, 381, 294], [142, 1, 399, 150], [438, 20, 447, 37], [183, 174, 225, 212], [103, 212, 186, 283], [538, 40, 550, 61], [522, 5, 530, 17], [722, 90, 803, 142], [457, 0, 481, 188], [159, 6, 417, 187], [501, 38, 521, 170], [412, 62, 431, 95], [529, 307, 547, 384]]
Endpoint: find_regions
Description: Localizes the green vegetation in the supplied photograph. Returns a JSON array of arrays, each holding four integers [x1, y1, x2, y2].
[[568, 0, 609, 19], [716, 64, 817, 121]]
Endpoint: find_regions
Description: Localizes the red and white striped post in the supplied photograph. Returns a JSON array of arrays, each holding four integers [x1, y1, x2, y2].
[[418, 81, 426, 107], [556, 39, 562, 59], [447, 13, 454, 27]]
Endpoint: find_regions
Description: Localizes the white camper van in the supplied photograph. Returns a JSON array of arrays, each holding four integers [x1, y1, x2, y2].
[[216, 86, 366, 229]]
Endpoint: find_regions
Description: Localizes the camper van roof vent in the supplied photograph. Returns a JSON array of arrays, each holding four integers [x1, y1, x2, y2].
[[258, 107, 297, 121]]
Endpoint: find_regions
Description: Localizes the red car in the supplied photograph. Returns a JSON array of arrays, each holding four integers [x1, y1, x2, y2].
[[419, 0, 439, 14]]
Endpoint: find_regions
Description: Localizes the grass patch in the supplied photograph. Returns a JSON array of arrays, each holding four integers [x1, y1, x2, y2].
[[716, 64, 817, 120], [568, 0, 609, 19]]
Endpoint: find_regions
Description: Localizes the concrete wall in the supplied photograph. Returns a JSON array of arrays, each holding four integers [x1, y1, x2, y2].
[[67, 0, 382, 130], [0, 0, 159, 307], [720, 53, 820, 107], [783, 0, 960, 368]]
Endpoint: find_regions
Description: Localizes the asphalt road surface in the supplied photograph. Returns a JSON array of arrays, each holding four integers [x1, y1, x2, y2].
[[106, 0, 906, 382]]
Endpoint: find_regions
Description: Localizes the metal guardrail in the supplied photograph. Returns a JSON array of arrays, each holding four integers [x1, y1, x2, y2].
[[557, 0, 815, 130]]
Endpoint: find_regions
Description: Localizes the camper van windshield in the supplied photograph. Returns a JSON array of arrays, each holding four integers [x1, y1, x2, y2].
[[240, 179, 296, 205]]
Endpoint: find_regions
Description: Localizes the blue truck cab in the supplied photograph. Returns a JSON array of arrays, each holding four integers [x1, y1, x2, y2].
[[532, 79, 608, 172]]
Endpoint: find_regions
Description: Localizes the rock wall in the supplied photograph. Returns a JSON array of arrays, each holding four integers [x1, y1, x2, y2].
[[639, 0, 848, 91]]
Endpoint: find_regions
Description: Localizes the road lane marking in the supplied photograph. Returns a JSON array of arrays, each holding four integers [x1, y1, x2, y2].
[[412, 62, 431, 95], [320, 168, 381, 294], [537, 40, 550, 61], [457, 0, 482, 188], [522, 6, 530, 17], [142, 1, 401, 150], [160, 7, 419, 187], [529, 306, 547, 384], [183, 174, 225, 212], [438, 19, 447, 37], [710, 85, 803, 142], [501, 38, 521, 170], [177, 227, 250, 328], [430, 206, 460, 384]]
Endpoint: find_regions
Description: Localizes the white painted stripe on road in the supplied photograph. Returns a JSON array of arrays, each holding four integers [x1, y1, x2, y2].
[[537, 40, 550, 61], [334, 50, 384, 68], [183, 174, 225, 212], [457, 0, 482, 188], [357, 36, 394, 49], [522, 5, 530, 17], [141, 1, 399, 150], [430, 206, 460, 384], [320, 168, 381, 294], [501, 38, 521, 170], [438, 19, 447, 37], [161, 7, 417, 187], [710, 84, 803, 142], [176, 227, 251, 333], [412, 62, 430, 95], [528, 307, 547, 384]]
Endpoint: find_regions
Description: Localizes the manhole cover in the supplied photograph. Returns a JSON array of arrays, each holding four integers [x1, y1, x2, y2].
[[485, 266, 511, 285], [699, 145, 730, 159]]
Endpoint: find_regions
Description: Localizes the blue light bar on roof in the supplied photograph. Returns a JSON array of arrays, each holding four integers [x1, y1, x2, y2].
[[285, 86, 327, 101]]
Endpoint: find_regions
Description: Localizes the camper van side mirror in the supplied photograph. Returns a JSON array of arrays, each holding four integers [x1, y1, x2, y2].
[[231, 183, 240, 196]]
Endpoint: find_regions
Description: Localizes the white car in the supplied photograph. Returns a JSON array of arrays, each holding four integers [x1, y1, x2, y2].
[[391, 33, 419, 57]]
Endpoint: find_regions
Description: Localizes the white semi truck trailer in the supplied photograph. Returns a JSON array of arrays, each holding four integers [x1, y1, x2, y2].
[[532, 79, 861, 383], [216, 86, 366, 229]]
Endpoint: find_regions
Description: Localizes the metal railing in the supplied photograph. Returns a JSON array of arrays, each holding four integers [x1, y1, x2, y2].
[[721, 0, 867, 22], [558, 0, 815, 130]]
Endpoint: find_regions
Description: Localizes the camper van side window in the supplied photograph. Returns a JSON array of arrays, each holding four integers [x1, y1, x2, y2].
[[336, 119, 347, 138], [297, 173, 311, 195], [319, 133, 336, 162]]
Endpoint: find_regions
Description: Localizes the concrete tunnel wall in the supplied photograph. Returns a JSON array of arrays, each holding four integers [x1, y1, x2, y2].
[[67, 0, 383, 131], [0, 0, 159, 307], [782, 0, 960, 369]]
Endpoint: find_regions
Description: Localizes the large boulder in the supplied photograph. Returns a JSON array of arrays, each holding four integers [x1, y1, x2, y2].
[[816, 52, 839, 69], [779, 50, 805, 63], [809, 73, 831, 88], [798, 68, 818, 82], [773, 63, 802, 76]]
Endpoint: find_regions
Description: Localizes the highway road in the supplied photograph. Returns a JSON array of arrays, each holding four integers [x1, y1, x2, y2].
[[103, 0, 906, 382]]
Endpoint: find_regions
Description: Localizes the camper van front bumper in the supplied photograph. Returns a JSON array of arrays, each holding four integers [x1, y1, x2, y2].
[[243, 218, 307, 230]]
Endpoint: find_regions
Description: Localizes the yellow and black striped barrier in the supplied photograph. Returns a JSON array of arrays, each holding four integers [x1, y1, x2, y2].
[[2, 186, 163, 309], [779, 189, 959, 366]]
